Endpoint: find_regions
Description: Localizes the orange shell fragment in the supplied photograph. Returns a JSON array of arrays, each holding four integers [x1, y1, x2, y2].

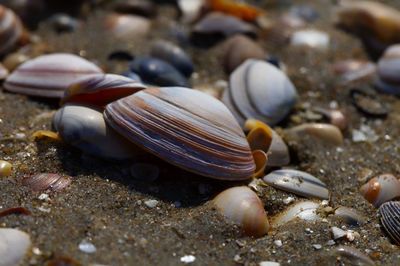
[[207, 0, 263, 21]]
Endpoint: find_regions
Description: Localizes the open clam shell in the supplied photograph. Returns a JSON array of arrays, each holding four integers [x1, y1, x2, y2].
[[104, 86, 255, 180], [263, 169, 329, 200], [4, 53, 103, 98], [223, 59, 298, 126], [0, 5, 24, 56], [379, 201, 400, 245], [62, 74, 146, 106]]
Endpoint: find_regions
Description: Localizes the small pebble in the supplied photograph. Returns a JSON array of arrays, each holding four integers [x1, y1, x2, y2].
[[274, 240, 283, 247], [180, 255, 196, 263], [144, 199, 159, 208], [79, 240, 97, 254], [312, 244, 322, 250]]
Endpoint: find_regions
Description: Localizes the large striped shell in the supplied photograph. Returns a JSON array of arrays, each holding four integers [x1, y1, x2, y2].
[[379, 201, 400, 245], [104, 86, 255, 180], [4, 53, 103, 98], [0, 5, 23, 56]]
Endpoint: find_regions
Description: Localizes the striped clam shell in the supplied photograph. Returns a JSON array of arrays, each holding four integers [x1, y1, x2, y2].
[[4, 53, 103, 98], [379, 201, 400, 245], [62, 74, 146, 106], [104, 86, 255, 180], [222, 59, 298, 127], [0, 5, 23, 56], [263, 169, 329, 199]]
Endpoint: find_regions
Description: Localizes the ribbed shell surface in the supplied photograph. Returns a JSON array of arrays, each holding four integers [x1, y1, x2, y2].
[[0, 5, 23, 55], [104, 87, 255, 180], [4, 53, 103, 98], [379, 201, 400, 245]]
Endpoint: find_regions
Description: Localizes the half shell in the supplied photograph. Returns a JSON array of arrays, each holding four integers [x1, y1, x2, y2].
[[104, 87, 255, 180], [4, 53, 103, 98]]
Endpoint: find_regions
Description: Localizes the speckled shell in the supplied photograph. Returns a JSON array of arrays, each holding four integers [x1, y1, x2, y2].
[[223, 59, 298, 126], [104, 86, 255, 180], [0, 5, 23, 56], [62, 74, 146, 106], [4, 53, 103, 98]]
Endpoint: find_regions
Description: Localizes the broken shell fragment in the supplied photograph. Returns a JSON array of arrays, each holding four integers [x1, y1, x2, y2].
[[54, 104, 143, 160], [22, 173, 71, 192], [263, 169, 329, 200], [360, 174, 400, 208], [104, 87, 255, 180], [0, 160, 12, 178], [379, 201, 400, 245], [272, 201, 321, 228], [213, 186, 269, 237], [0, 5, 24, 56], [375, 44, 400, 95], [333, 206, 367, 226], [4, 53, 103, 98], [62, 74, 146, 106], [207, 0, 263, 22], [312, 107, 347, 131], [267, 130, 290, 167], [350, 88, 389, 117], [0, 228, 31, 266], [223, 60, 298, 126], [285, 123, 343, 145]]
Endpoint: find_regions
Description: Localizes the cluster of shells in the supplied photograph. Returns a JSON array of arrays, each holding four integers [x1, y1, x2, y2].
[[1, 0, 400, 264]]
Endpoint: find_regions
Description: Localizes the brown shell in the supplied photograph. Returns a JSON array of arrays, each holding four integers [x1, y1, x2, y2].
[[104, 87, 255, 180], [0, 5, 24, 56]]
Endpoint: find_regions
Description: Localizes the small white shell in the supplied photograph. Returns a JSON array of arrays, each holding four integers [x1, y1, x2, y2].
[[0, 228, 31, 266], [272, 201, 321, 227], [285, 123, 343, 145], [4, 53, 103, 98], [360, 174, 400, 208], [290, 29, 330, 49], [263, 169, 329, 199], [214, 186, 269, 237], [53, 104, 142, 160]]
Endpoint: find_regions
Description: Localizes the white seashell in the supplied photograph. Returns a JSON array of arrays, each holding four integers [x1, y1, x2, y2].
[[360, 174, 400, 208], [290, 29, 330, 49], [4, 53, 103, 98], [214, 186, 269, 237], [178, 0, 204, 23], [53, 104, 142, 160], [263, 169, 329, 199], [272, 201, 321, 227], [0, 228, 31, 266], [285, 123, 343, 145], [223, 59, 297, 126], [105, 14, 151, 39]]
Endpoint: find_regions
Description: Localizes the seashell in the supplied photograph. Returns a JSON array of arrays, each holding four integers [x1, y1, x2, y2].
[[267, 130, 290, 167], [375, 44, 400, 95], [335, 1, 400, 56], [0, 228, 31, 266], [191, 12, 257, 46], [330, 245, 376, 266], [285, 123, 343, 146], [129, 56, 189, 87], [263, 169, 329, 200], [112, 0, 156, 17], [272, 201, 321, 227], [0, 63, 9, 80], [350, 88, 389, 117], [4, 53, 103, 98], [332, 60, 376, 83], [104, 86, 255, 180], [0, 160, 12, 177], [206, 0, 263, 22], [252, 150, 267, 179], [213, 186, 269, 237], [122, 71, 143, 83], [0, 5, 24, 56], [290, 29, 330, 49], [360, 174, 400, 208], [379, 201, 400, 245], [223, 59, 298, 127], [244, 119, 273, 153], [150, 40, 194, 77], [22, 173, 71, 192], [62, 74, 146, 107], [178, 0, 205, 23], [54, 104, 143, 160], [312, 107, 347, 131], [130, 163, 159, 181], [333, 206, 367, 226], [48, 13, 80, 33], [1, 0, 45, 28], [105, 14, 151, 39], [222, 35, 266, 74]]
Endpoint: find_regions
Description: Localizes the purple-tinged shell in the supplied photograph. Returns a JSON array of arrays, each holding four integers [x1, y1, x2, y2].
[[0, 5, 24, 56], [22, 173, 71, 192], [104, 86, 255, 180], [4, 53, 103, 98], [62, 74, 146, 106]]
